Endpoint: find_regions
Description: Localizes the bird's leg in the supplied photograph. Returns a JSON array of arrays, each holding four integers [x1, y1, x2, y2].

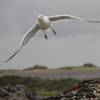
[[50, 26, 56, 35], [43, 31, 48, 39]]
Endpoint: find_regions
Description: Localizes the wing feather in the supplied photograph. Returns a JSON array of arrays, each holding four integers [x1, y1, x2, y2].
[[49, 15, 83, 22], [49, 15, 100, 23], [21, 23, 39, 47], [3, 23, 39, 63]]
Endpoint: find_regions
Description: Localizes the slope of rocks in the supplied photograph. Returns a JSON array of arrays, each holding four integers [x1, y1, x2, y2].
[[0, 80, 100, 100], [44, 80, 100, 100]]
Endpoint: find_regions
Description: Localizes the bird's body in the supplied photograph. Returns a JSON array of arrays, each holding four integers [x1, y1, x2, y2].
[[37, 15, 50, 30], [1, 14, 100, 63]]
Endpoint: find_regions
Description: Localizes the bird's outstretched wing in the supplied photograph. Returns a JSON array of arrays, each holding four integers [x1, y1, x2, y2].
[[49, 15, 100, 23], [3, 23, 39, 63], [49, 15, 83, 21]]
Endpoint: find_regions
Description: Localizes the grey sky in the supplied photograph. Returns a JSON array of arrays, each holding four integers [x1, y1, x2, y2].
[[0, 0, 100, 69]]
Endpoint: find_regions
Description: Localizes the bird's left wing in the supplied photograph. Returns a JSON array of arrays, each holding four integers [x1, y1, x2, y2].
[[2, 23, 39, 64], [49, 15, 100, 23], [49, 15, 83, 22]]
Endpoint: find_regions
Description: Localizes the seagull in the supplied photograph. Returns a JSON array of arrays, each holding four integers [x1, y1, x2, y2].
[[2, 14, 100, 63]]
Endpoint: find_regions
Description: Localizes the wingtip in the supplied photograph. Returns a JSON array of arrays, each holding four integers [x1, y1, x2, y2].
[[87, 20, 100, 23], [0, 60, 10, 67], [0, 57, 11, 66], [0, 62, 5, 66]]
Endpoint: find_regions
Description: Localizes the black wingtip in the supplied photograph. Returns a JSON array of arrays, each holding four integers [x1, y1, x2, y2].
[[2, 49, 20, 64], [2, 53, 17, 64]]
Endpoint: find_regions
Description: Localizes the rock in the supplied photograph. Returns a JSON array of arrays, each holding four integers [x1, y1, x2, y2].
[[42, 80, 100, 100], [0, 88, 9, 98], [27, 91, 41, 100], [0, 84, 28, 100], [0, 80, 100, 100]]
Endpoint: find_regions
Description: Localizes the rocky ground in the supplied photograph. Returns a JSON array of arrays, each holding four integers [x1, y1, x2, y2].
[[0, 80, 100, 100]]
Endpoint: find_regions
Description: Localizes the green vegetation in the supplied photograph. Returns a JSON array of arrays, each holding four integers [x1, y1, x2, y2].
[[23, 65, 48, 70], [23, 62, 98, 71], [82, 63, 97, 67], [0, 76, 79, 94], [39, 91, 57, 96], [58, 66, 76, 70], [0, 75, 100, 96]]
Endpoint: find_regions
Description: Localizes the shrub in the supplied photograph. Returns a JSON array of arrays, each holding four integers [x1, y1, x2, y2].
[[24, 65, 48, 70], [82, 63, 97, 67]]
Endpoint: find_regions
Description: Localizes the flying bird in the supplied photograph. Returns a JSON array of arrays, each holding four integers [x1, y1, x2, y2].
[[2, 14, 100, 63]]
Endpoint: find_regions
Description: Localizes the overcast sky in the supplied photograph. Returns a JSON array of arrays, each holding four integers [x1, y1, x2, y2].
[[0, 0, 100, 69]]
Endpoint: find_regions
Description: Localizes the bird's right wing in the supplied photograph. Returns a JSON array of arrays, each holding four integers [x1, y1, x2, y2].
[[21, 23, 39, 47], [2, 23, 39, 64]]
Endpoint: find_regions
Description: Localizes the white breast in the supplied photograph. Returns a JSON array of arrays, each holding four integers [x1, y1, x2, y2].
[[38, 16, 50, 30]]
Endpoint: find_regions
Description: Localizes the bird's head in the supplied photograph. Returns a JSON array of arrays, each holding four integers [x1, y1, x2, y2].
[[38, 15, 43, 22]]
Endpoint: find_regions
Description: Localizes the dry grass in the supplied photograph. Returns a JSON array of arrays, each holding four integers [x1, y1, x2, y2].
[[0, 67, 100, 79]]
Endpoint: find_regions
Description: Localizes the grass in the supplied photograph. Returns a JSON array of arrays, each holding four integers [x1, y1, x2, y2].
[[0, 75, 100, 96], [0, 76, 79, 92], [39, 91, 58, 96], [55, 66, 100, 74]]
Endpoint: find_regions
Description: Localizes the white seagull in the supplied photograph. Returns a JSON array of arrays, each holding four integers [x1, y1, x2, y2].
[[2, 14, 100, 63]]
